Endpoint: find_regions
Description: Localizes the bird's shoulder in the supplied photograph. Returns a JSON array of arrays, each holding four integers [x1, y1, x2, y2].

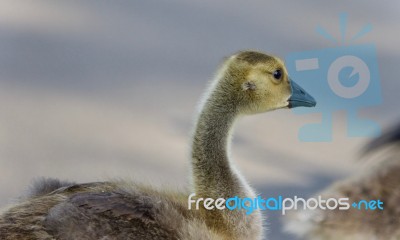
[[43, 183, 190, 239]]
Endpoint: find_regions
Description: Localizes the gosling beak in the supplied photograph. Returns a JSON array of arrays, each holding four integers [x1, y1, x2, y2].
[[288, 79, 317, 108]]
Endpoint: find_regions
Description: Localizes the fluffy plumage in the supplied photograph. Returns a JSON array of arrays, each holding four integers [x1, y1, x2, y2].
[[284, 121, 400, 240]]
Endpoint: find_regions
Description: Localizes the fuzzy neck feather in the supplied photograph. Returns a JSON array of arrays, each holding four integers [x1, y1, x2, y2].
[[190, 67, 263, 240], [190, 84, 263, 240], [191, 82, 252, 200]]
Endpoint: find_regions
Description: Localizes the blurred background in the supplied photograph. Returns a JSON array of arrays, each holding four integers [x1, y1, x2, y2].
[[0, 1, 399, 239]]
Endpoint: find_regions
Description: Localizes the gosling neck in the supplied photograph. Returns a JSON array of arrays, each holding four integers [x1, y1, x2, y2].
[[191, 91, 250, 199]]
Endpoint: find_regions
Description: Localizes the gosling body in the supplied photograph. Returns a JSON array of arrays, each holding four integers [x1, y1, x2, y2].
[[284, 122, 400, 240]]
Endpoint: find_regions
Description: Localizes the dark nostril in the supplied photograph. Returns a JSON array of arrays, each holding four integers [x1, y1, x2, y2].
[[300, 89, 305, 95]]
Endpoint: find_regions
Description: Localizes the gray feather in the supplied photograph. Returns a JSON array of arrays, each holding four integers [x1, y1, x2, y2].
[[363, 121, 400, 154], [27, 177, 75, 198]]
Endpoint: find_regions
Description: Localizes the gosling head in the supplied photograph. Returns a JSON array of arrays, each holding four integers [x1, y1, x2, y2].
[[214, 50, 316, 115]]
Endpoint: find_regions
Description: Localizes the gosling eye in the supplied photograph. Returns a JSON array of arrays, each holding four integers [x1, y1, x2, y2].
[[273, 69, 282, 80]]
